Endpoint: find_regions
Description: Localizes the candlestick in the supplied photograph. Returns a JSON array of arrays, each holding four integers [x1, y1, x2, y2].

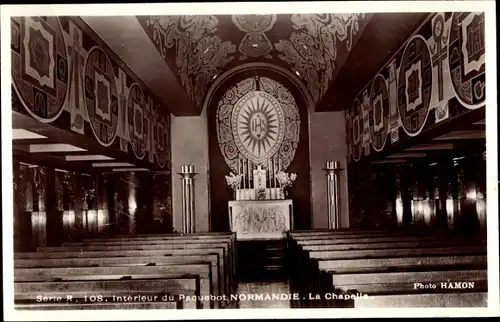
[[268, 159, 271, 189], [243, 158, 247, 190], [248, 161, 255, 189], [273, 156, 277, 188]]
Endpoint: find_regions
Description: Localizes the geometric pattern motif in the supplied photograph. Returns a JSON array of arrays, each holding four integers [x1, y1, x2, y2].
[[448, 12, 485, 109], [369, 74, 390, 151], [11, 16, 172, 172], [127, 83, 147, 160], [347, 98, 363, 162], [398, 36, 433, 136], [11, 16, 68, 122], [153, 106, 170, 168], [84, 47, 119, 146]]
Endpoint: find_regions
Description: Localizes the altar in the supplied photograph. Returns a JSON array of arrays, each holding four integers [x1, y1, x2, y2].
[[228, 199, 293, 240], [225, 156, 297, 240]]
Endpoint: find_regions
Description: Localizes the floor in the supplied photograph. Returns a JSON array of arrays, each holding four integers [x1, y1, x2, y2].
[[235, 282, 292, 308]]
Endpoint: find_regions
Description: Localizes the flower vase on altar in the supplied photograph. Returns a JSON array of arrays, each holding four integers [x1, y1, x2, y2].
[[276, 171, 297, 200], [225, 172, 243, 200]]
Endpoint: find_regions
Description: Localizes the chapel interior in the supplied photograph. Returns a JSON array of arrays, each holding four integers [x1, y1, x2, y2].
[[10, 12, 489, 310]]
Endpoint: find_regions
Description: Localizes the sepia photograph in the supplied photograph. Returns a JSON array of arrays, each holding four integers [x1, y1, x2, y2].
[[1, 1, 499, 320]]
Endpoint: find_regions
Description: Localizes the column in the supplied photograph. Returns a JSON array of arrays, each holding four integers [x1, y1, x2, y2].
[[323, 161, 342, 229], [45, 167, 63, 246], [178, 165, 198, 233]]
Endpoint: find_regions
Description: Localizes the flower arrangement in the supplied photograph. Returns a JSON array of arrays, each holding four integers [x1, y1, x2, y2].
[[225, 172, 243, 190], [276, 171, 297, 189]]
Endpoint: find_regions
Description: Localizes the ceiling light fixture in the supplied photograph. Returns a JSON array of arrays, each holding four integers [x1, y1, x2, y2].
[[12, 129, 47, 140], [19, 162, 38, 168], [295, 71, 301, 76], [252, 43, 259, 47], [213, 75, 218, 79], [29, 144, 87, 153]]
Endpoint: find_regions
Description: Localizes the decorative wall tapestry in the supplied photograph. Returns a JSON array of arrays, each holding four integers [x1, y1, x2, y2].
[[448, 12, 485, 109], [232, 15, 277, 60], [127, 83, 147, 159], [11, 16, 69, 122], [153, 106, 171, 169], [11, 17, 172, 169], [84, 46, 119, 146], [398, 35, 432, 136], [346, 12, 485, 163], [349, 99, 363, 161], [68, 20, 85, 134], [216, 77, 300, 173], [369, 75, 390, 151], [140, 15, 237, 109], [274, 13, 365, 104]]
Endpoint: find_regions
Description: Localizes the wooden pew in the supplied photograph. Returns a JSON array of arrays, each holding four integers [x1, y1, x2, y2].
[[303, 246, 486, 260], [287, 231, 487, 308], [329, 269, 487, 290], [15, 263, 215, 309], [326, 269, 488, 308], [297, 240, 484, 251], [15, 254, 224, 302], [88, 232, 235, 240], [289, 228, 385, 235], [60, 238, 233, 282], [317, 255, 486, 273], [292, 235, 452, 243], [354, 292, 488, 308], [15, 249, 228, 296], [81, 232, 237, 285], [15, 277, 198, 310], [80, 233, 236, 279], [295, 254, 486, 307], [289, 227, 447, 237], [314, 255, 486, 308], [37, 242, 234, 295]]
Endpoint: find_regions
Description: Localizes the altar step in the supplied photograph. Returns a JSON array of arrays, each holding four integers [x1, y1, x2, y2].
[[237, 239, 288, 282]]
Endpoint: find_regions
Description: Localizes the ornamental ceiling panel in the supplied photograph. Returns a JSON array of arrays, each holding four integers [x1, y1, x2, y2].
[[137, 13, 371, 110]]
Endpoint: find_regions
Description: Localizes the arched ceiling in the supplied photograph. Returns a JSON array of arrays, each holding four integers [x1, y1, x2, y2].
[[82, 13, 428, 116]]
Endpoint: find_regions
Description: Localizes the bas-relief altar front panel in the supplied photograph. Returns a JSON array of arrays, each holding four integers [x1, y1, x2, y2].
[[229, 200, 293, 240]]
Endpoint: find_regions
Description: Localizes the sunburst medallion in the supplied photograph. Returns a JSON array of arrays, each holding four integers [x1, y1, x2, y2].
[[232, 91, 285, 164]]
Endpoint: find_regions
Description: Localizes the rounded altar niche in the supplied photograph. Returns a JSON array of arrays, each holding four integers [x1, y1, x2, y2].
[[205, 63, 313, 231]]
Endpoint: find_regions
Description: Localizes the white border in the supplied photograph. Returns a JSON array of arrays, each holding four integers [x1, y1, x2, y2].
[[2, 1, 499, 320]]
